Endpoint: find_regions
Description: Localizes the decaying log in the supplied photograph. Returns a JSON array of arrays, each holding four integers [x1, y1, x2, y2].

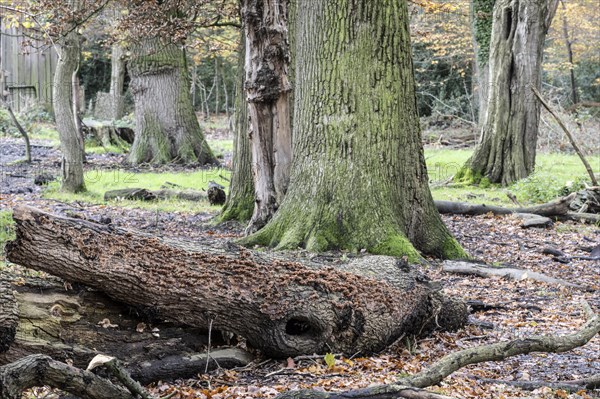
[[83, 120, 134, 149], [276, 302, 599, 399], [0, 354, 131, 399], [0, 275, 252, 382], [6, 205, 467, 357], [476, 373, 600, 392], [442, 261, 590, 291], [434, 193, 576, 217]]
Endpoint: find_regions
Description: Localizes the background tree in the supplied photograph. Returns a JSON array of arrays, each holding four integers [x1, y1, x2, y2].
[[456, 0, 559, 185], [471, 0, 495, 123], [243, 0, 465, 260]]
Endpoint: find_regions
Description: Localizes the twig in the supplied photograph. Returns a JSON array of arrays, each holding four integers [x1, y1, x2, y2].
[[531, 86, 598, 186], [205, 318, 214, 374]]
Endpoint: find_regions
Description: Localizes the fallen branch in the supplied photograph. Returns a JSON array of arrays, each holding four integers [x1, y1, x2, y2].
[[276, 302, 599, 398], [0, 354, 131, 399], [475, 373, 600, 392], [531, 86, 598, 186], [434, 193, 576, 218], [442, 261, 590, 291]]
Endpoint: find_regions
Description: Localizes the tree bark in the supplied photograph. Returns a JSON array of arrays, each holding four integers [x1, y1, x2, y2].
[[53, 29, 85, 192], [242, 0, 465, 260], [109, 44, 126, 120], [0, 277, 252, 383], [220, 37, 255, 222], [458, 0, 559, 185], [6, 205, 467, 358], [471, 0, 495, 124], [242, 0, 293, 233], [128, 38, 217, 165]]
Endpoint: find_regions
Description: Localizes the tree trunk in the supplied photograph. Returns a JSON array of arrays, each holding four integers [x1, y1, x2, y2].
[[458, 0, 559, 185], [220, 38, 255, 222], [127, 38, 217, 165], [109, 44, 126, 120], [0, 277, 251, 383], [242, 0, 293, 233], [242, 0, 465, 260], [54, 29, 85, 192], [6, 206, 467, 358], [471, 0, 495, 124], [559, 0, 577, 105]]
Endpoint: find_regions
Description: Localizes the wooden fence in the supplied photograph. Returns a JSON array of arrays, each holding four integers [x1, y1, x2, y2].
[[0, 24, 57, 113]]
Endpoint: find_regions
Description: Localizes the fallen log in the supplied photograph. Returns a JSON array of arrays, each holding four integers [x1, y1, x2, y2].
[[104, 186, 226, 204], [275, 302, 599, 399], [83, 119, 134, 149], [434, 193, 576, 217], [0, 276, 252, 383], [442, 261, 591, 291], [6, 205, 467, 357]]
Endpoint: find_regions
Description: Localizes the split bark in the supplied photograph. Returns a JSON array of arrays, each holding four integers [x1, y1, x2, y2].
[[6, 205, 467, 358], [242, 0, 293, 233]]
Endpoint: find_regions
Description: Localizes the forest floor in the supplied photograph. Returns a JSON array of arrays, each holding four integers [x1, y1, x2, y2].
[[0, 134, 599, 399]]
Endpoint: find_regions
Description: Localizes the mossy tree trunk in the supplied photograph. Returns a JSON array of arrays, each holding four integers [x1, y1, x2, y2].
[[471, 0, 495, 124], [221, 38, 255, 222], [243, 0, 465, 261], [53, 27, 85, 193], [242, 0, 293, 233], [458, 0, 559, 185], [128, 38, 216, 165]]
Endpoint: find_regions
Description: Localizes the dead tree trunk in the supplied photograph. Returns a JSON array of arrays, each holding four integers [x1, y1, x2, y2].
[[6, 206, 467, 358], [242, 0, 293, 233], [0, 277, 251, 384]]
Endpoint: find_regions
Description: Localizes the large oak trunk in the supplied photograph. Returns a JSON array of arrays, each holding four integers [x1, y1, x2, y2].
[[459, 0, 559, 185], [243, 0, 465, 260], [6, 206, 467, 358], [109, 44, 126, 121], [128, 38, 216, 165]]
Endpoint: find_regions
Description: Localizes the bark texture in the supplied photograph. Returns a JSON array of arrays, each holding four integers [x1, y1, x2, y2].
[[221, 39, 255, 222], [53, 29, 85, 192], [128, 38, 216, 165], [243, 0, 465, 260], [6, 206, 467, 358], [242, 0, 293, 232], [458, 0, 559, 185]]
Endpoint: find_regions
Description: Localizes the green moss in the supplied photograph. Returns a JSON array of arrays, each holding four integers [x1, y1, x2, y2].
[[440, 236, 469, 260], [478, 177, 492, 188], [369, 234, 422, 263], [454, 166, 483, 184]]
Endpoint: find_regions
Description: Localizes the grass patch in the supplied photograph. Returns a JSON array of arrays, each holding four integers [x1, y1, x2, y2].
[[207, 139, 234, 159], [43, 168, 232, 213], [424, 148, 598, 206]]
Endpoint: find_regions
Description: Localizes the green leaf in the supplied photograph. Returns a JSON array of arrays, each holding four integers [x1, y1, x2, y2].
[[324, 353, 335, 369]]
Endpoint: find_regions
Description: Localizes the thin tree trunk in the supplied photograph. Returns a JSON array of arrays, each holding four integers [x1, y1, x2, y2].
[[471, 0, 495, 125], [53, 27, 85, 192], [242, 0, 293, 233], [243, 0, 465, 260], [458, 0, 559, 185], [220, 38, 255, 222], [72, 60, 85, 162], [559, 0, 577, 105], [215, 58, 220, 115], [128, 38, 216, 165], [109, 44, 126, 120]]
